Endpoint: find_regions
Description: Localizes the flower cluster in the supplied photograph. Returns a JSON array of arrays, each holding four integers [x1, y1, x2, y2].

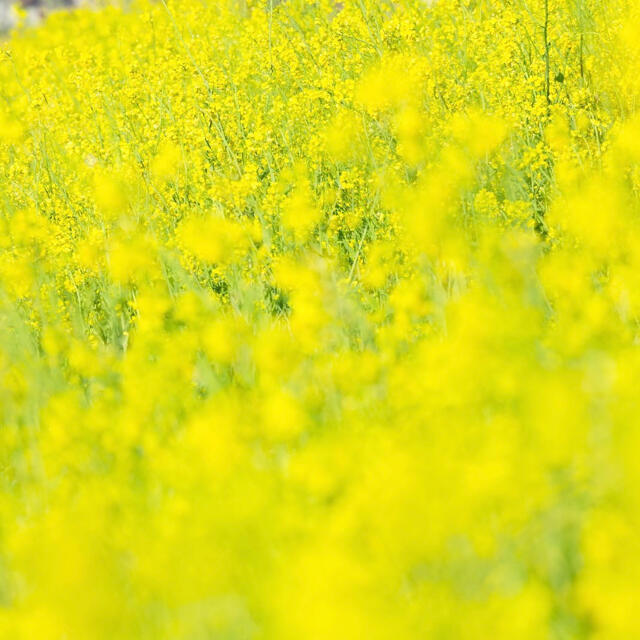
[[0, 0, 639, 637]]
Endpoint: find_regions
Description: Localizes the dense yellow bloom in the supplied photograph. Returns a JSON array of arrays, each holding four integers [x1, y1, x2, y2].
[[0, 0, 639, 638]]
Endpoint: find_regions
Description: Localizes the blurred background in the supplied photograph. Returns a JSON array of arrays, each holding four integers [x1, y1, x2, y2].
[[0, 0, 79, 33]]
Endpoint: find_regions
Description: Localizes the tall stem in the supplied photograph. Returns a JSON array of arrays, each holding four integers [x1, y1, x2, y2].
[[544, 0, 550, 111]]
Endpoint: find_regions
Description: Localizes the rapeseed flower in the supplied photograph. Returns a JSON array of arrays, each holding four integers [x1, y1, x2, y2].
[[0, 0, 639, 638]]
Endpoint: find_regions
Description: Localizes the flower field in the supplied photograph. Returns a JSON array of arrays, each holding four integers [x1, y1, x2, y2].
[[1, 0, 639, 637]]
